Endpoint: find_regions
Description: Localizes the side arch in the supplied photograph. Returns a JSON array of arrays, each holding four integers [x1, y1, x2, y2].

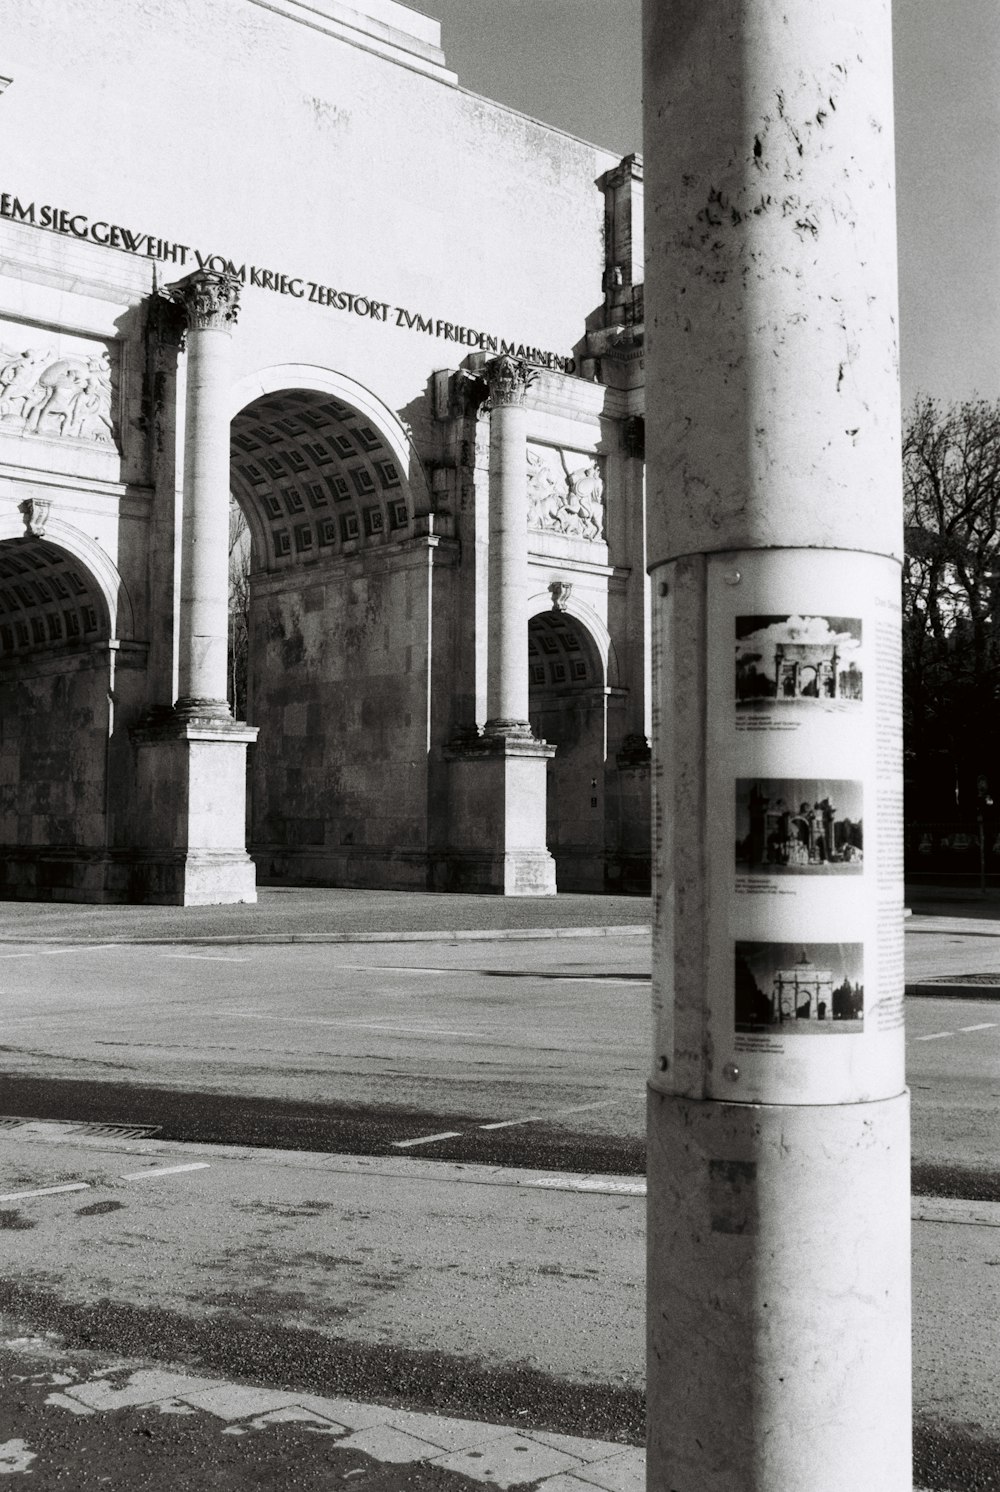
[[527, 588, 620, 690], [0, 512, 133, 642]]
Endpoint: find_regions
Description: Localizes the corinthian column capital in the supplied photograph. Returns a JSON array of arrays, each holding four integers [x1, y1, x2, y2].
[[170, 270, 242, 333], [485, 354, 534, 409]]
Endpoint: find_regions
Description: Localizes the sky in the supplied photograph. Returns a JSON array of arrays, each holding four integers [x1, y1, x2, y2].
[[424, 0, 1000, 412]]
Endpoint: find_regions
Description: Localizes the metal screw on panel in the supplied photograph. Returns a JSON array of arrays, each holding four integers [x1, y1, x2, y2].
[[723, 1061, 740, 1082], [723, 569, 742, 587]]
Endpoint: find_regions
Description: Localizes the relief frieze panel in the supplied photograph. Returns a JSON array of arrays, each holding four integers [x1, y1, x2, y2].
[[526, 443, 604, 542], [0, 324, 116, 447]]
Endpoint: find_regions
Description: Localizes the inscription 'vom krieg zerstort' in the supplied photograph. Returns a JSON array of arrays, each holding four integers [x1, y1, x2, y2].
[[0, 191, 576, 372]]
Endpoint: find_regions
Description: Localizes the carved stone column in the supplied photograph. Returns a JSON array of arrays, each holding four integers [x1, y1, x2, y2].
[[172, 270, 241, 716], [484, 354, 532, 735], [436, 355, 556, 895], [126, 271, 258, 907]]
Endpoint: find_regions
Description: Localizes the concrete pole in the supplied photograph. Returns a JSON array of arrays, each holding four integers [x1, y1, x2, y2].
[[172, 270, 241, 717], [484, 355, 532, 735], [643, 4, 910, 1490]]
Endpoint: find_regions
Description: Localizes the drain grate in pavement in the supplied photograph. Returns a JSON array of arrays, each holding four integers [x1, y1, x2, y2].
[[0, 1116, 162, 1140], [68, 1121, 163, 1140]]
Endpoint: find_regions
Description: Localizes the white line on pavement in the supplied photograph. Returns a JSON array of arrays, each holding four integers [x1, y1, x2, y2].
[[524, 1176, 646, 1196], [391, 1132, 463, 1149], [958, 1022, 998, 1032], [161, 954, 251, 963], [120, 1163, 211, 1181], [226, 1012, 482, 1037], [913, 1031, 957, 1041], [343, 966, 460, 975], [0, 1182, 91, 1202], [0, 945, 117, 960], [480, 1098, 618, 1131]]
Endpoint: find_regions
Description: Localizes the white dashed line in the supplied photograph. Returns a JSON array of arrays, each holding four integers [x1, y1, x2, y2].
[[390, 1132, 462, 1149], [162, 954, 251, 963], [226, 1013, 481, 1037], [0, 945, 117, 961], [958, 1023, 997, 1032], [0, 1182, 91, 1202], [913, 1031, 956, 1042], [119, 1163, 211, 1181], [479, 1098, 616, 1130], [523, 1176, 646, 1196]]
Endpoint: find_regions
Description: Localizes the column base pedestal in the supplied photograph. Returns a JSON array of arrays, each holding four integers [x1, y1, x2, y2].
[[437, 730, 557, 895], [129, 709, 259, 906]]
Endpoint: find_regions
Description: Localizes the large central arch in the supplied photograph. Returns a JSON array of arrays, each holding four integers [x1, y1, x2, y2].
[[228, 372, 452, 889]]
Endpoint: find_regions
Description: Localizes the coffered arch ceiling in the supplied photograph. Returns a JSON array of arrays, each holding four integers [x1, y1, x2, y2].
[[528, 611, 604, 692], [0, 538, 109, 663], [229, 390, 414, 570]]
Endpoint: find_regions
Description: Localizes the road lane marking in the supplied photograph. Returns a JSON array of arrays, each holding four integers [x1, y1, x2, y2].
[[0, 1182, 91, 1202], [479, 1098, 618, 1131], [226, 1012, 482, 1037], [120, 1163, 211, 1181], [913, 1031, 956, 1041], [162, 954, 251, 963], [0, 945, 117, 960], [390, 1132, 462, 1149], [958, 1023, 998, 1032], [343, 966, 460, 975], [523, 1176, 646, 1196]]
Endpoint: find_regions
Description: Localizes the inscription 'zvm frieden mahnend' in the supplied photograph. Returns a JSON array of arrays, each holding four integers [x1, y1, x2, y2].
[[0, 192, 576, 372]]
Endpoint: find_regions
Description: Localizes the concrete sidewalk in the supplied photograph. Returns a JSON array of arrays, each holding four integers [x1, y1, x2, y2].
[[0, 887, 651, 945]]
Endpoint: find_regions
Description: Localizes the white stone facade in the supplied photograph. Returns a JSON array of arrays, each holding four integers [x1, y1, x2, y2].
[[0, 0, 649, 901]]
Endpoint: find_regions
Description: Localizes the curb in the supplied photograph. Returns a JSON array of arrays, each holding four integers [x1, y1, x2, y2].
[[906, 981, 1000, 1000], [0, 924, 651, 948]]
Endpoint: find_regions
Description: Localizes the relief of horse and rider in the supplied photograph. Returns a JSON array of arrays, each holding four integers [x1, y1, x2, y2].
[[0, 345, 115, 444], [526, 446, 605, 542]]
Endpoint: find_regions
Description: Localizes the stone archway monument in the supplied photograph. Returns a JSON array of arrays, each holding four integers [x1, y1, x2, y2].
[[643, 1, 911, 1488], [131, 270, 258, 906]]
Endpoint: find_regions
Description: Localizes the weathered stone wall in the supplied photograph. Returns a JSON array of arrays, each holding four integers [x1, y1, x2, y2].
[[0, 653, 109, 896], [248, 539, 457, 888]]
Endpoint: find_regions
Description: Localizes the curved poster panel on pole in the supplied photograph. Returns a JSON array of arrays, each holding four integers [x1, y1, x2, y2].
[[704, 548, 904, 1105]]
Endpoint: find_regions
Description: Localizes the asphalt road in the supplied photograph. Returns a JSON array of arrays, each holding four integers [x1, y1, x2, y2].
[[2, 921, 1000, 1489], [1, 934, 998, 1187]]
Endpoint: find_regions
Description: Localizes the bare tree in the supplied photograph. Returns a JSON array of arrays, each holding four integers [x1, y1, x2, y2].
[[903, 397, 1000, 822], [228, 499, 251, 720]]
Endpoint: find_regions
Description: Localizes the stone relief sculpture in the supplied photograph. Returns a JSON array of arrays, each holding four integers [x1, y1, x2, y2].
[[0, 345, 115, 444], [526, 446, 605, 541]]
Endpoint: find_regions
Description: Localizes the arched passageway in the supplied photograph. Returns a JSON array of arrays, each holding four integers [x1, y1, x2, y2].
[[0, 537, 115, 897], [229, 386, 449, 889], [528, 609, 608, 892]]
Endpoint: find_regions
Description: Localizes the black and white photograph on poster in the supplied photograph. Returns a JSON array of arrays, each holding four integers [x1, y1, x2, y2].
[[735, 779, 864, 873], [735, 616, 863, 705], [735, 942, 864, 1034]]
